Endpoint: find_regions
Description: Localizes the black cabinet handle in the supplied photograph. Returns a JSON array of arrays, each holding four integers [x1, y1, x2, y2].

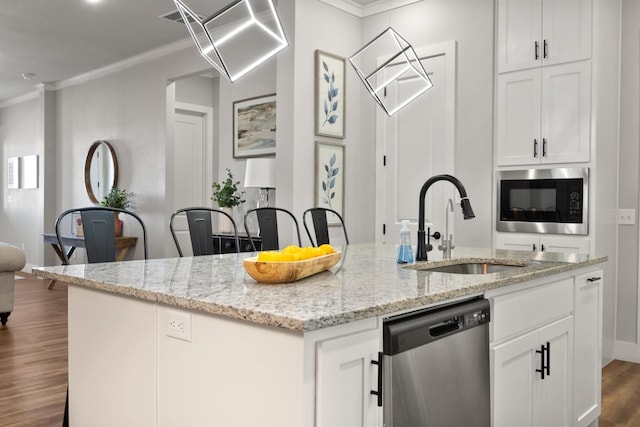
[[541, 244, 545, 252], [543, 39, 548, 58], [532, 243, 537, 252], [536, 344, 546, 379], [542, 138, 547, 157], [534, 138, 538, 158], [535, 41, 540, 60], [370, 352, 383, 407], [545, 341, 551, 376], [587, 277, 602, 282]]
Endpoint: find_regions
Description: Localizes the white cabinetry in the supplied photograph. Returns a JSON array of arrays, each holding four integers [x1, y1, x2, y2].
[[488, 269, 603, 427], [573, 271, 603, 426], [495, 232, 590, 254], [496, 61, 591, 166], [497, 0, 592, 73], [493, 316, 573, 427], [316, 329, 380, 427]]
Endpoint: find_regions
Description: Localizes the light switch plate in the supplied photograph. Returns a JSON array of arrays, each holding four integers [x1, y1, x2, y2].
[[619, 209, 635, 225]]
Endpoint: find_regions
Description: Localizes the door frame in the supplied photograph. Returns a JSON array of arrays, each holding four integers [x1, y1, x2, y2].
[[375, 40, 457, 242]]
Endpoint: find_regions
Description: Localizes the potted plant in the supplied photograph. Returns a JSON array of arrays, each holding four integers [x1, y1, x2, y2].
[[100, 187, 133, 237], [211, 169, 245, 232]]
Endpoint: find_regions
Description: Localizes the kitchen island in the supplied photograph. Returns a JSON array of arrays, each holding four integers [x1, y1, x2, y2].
[[33, 243, 606, 426]]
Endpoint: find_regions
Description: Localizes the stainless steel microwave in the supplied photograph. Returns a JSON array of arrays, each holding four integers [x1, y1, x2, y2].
[[497, 168, 589, 235]]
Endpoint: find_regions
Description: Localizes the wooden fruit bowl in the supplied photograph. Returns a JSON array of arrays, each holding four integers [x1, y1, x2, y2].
[[243, 251, 341, 284]]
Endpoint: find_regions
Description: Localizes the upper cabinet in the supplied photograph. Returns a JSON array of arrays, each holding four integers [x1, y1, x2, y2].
[[497, 0, 592, 73], [496, 61, 591, 165]]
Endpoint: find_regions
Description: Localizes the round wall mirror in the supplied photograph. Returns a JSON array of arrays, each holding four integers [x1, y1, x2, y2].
[[84, 140, 118, 204]]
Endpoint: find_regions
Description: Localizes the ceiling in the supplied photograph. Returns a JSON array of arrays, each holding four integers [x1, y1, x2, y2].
[[0, 0, 413, 105]]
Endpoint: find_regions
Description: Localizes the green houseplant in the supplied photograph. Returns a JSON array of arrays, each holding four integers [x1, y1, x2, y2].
[[100, 187, 133, 237], [100, 187, 133, 209], [211, 169, 245, 208]]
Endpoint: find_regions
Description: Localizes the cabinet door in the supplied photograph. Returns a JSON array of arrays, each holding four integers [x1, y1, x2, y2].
[[541, 61, 591, 163], [540, 235, 590, 254], [542, 0, 592, 66], [316, 329, 380, 427], [496, 69, 542, 166], [492, 316, 573, 427], [533, 317, 573, 427], [493, 327, 539, 427], [495, 233, 538, 252], [497, 0, 542, 73], [573, 271, 603, 427]]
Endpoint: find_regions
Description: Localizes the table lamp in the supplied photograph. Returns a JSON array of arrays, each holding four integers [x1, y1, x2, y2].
[[244, 158, 275, 208]]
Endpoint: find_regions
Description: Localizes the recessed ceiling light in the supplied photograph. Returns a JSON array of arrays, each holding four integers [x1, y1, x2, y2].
[[86, 0, 102, 3], [22, 73, 35, 80]]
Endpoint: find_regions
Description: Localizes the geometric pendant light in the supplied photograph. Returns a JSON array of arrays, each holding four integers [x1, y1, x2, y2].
[[349, 27, 433, 116], [174, 0, 288, 82]]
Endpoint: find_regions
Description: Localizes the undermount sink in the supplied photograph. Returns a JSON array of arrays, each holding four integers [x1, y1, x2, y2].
[[413, 261, 528, 275]]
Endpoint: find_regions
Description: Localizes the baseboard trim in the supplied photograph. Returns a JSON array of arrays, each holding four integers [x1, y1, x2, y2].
[[614, 340, 640, 363]]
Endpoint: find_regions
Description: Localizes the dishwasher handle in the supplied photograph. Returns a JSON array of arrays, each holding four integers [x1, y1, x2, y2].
[[430, 318, 462, 337]]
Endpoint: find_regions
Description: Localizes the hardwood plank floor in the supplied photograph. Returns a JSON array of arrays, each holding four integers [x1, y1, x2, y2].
[[600, 359, 640, 427], [0, 274, 67, 427], [1, 273, 640, 426]]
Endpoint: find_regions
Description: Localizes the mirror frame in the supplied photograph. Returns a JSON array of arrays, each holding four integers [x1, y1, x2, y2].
[[84, 140, 119, 204]]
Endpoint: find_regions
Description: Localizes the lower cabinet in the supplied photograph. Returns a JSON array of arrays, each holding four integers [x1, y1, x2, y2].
[[495, 232, 590, 254], [488, 268, 603, 427], [492, 316, 573, 427], [315, 328, 381, 427], [573, 271, 603, 427]]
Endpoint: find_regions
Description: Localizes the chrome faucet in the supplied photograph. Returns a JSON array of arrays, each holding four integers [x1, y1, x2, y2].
[[438, 198, 455, 259], [416, 174, 475, 262]]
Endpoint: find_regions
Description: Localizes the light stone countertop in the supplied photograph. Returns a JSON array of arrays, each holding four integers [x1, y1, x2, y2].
[[32, 243, 607, 332]]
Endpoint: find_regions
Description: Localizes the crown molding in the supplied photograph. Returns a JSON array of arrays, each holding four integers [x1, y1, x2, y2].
[[54, 37, 194, 91], [0, 90, 39, 109], [318, 0, 422, 17]]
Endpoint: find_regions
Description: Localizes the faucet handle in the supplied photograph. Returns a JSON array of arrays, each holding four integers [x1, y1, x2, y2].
[[430, 231, 441, 240]]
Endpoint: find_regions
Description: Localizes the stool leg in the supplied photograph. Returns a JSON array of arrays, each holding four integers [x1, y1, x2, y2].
[[0, 312, 10, 326]]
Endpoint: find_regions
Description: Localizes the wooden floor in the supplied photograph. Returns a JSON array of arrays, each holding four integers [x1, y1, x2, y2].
[[1, 273, 640, 426], [0, 274, 67, 426]]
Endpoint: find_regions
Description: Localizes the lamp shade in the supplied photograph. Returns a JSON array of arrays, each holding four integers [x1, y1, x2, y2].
[[174, 0, 288, 82], [244, 158, 275, 189], [349, 27, 433, 116]]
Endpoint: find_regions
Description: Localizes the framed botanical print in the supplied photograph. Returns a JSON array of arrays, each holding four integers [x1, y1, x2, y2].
[[315, 50, 346, 139], [315, 141, 345, 224], [233, 94, 277, 158]]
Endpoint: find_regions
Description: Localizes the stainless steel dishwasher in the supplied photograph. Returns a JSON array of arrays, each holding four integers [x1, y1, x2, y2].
[[382, 297, 490, 427]]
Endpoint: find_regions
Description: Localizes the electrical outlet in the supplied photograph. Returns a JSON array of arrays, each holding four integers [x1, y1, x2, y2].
[[166, 309, 191, 342], [619, 209, 636, 225]]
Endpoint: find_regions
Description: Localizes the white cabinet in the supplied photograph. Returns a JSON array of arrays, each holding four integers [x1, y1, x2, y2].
[[497, 0, 592, 73], [315, 329, 381, 427], [495, 232, 590, 254], [573, 271, 603, 426], [496, 61, 591, 166], [492, 316, 573, 427]]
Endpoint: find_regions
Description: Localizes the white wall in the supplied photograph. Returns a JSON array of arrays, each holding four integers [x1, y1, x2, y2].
[[362, 0, 496, 247]]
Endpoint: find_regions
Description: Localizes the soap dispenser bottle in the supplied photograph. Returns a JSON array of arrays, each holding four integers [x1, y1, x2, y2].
[[397, 220, 414, 264]]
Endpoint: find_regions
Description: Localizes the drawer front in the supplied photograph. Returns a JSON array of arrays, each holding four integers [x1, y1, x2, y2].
[[492, 278, 573, 342]]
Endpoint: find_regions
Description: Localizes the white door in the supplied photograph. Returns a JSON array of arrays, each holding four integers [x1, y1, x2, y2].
[[377, 42, 456, 244], [172, 109, 208, 256]]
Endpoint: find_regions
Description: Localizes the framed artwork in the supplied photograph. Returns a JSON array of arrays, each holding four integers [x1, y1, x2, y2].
[[315, 50, 346, 139], [233, 94, 277, 158], [315, 141, 345, 224], [7, 157, 19, 189]]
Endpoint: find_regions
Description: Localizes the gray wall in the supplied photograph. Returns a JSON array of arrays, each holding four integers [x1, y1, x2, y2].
[[617, 1, 640, 348], [362, 0, 496, 248]]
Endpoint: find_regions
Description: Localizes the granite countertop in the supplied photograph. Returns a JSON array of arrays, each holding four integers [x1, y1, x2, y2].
[[32, 243, 607, 332]]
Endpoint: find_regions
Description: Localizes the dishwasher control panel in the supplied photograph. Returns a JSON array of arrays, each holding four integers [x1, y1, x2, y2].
[[464, 309, 490, 327]]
